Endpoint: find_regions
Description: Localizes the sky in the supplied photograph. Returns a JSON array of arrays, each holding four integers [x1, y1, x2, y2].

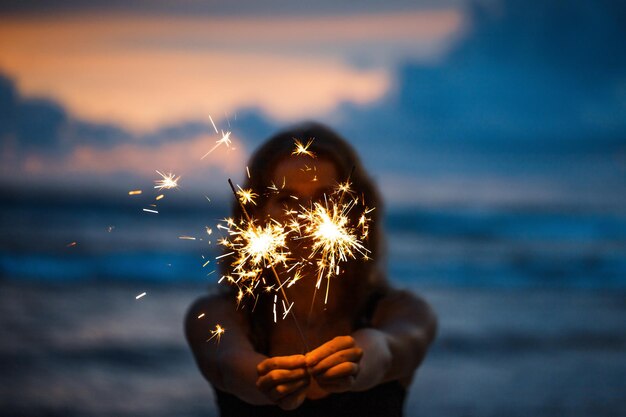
[[1, 0, 625, 208]]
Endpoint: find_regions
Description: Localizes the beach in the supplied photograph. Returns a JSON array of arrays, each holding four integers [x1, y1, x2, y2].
[[1, 281, 624, 417]]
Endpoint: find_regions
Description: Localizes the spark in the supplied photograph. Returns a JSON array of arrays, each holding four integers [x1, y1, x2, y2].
[[236, 186, 258, 206], [107, 226, 115, 233], [207, 324, 225, 343], [201, 130, 232, 159], [206, 227, 213, 235], [154, 170, 180, 190], [202, 259, 211, 268], [179, 236, 196, 240], [292, 138, 316, 158], [282, 300, 294, 320], [216, 214, 293, 306], [297, 194, 371, 303], [66, 241, 77, 247], [209, 115, 219, 134], [336, 181, 352, 194], [135, 292, 147, 299], [273, 295, 277, 323], [128, 190, 142, 196], [156, 194, 164, 201], [142, 208, 158, 214], [246, 166, 251, 178], [197, 313, 205, 319]]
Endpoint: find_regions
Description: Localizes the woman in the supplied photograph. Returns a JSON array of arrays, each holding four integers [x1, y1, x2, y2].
[[185, 122, 437, 416]]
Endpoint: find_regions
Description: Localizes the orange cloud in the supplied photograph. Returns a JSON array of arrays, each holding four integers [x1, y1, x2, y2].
[[0, 11, 464, 131]]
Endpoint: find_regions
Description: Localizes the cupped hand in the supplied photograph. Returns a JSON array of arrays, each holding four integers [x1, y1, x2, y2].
[[305, 336, 363, 393], [256, 354, 310, 410]]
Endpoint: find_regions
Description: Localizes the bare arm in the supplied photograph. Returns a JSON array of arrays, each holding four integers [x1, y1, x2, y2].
[[184, 293, 270, 405], [185, 293, 310, 409], [306, 289, 437, 392], [353, 289, 437, 390]]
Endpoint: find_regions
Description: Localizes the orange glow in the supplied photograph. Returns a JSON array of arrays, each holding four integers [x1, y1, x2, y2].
[[0, 11, 463, 131], [20, 133, 246, 179]]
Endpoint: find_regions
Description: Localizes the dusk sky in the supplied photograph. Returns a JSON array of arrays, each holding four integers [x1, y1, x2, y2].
[[1, 0, 625, 208]]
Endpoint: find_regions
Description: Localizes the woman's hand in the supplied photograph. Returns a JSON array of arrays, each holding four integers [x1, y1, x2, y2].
[[256, 354, 310, 410], [305, 336, 363, 393]]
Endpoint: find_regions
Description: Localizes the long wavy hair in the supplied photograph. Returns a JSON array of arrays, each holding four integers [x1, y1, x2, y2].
[[221, 122, 388, 351]]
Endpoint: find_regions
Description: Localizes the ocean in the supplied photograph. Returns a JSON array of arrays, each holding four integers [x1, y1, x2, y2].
[[1, 194, 625, 416]]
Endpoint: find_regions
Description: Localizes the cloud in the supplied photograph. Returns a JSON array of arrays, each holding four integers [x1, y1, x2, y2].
[[0, 10, 463, 131]]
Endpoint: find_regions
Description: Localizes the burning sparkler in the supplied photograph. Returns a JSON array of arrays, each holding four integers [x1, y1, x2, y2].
[[295, 182, 371, 304]]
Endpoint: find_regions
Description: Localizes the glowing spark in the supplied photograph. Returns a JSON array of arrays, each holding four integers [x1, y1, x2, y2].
[[336, 181, 352, 194], [236, 186, 258, 206], [66, 241, 77, 247], [202, 259, 211, 268], [143, 208, 158, 214], [135, 292, 146, 299], [206, 227, 213, 235], [201, 130, 232, 159], [215, 251, 235, 260], [273, 295, 277, 323], [246, 166, 251, 178], [197, 313, 205, 319], [107, 226, 115, 233], [287, 270, 303, 288], [207, 324, 225, 343], [128, 190, 142, 195], [297, 195, 371, 303], [292, 138, 316, 158], [209, 115, 219, 134], [216, 217, 291, 304], [178, 236, 196, 240], [154, 171, 180, 190], [156, 194, 164, 200], [282, 300, 294, 320]]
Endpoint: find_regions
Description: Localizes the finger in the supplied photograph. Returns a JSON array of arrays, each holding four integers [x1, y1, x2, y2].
[[268, 378, 310, 402], [277, 384, 309, 410], [310, 347, 363, 375], [317, 361, 359, 381], [305, 336, 355, 367], [257, 368, 309, 391], [257, 354, 306, 375]]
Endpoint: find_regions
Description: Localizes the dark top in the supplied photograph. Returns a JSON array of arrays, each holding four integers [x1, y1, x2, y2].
[[214, 289, 407, 416]]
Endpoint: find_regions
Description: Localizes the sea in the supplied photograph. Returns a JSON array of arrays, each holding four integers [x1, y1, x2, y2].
[[1, 192, 625, 416]]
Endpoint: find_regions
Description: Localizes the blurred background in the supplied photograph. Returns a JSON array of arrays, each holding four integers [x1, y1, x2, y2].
[[1, 0, 625, 416]]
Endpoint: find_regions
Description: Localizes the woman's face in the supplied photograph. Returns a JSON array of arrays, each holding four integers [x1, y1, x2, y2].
[[262, 156, 339, 221]]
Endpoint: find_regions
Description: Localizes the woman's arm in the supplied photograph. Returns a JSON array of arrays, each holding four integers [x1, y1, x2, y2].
[[306, 289, 437, 392], [185, 293, 269, 405], [185, 293, 310, 408]]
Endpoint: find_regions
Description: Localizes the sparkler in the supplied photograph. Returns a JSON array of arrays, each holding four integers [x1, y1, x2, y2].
[[154, 170, 180, 190], [216, 179, 309, 350], [295, 181, 371, 304]]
